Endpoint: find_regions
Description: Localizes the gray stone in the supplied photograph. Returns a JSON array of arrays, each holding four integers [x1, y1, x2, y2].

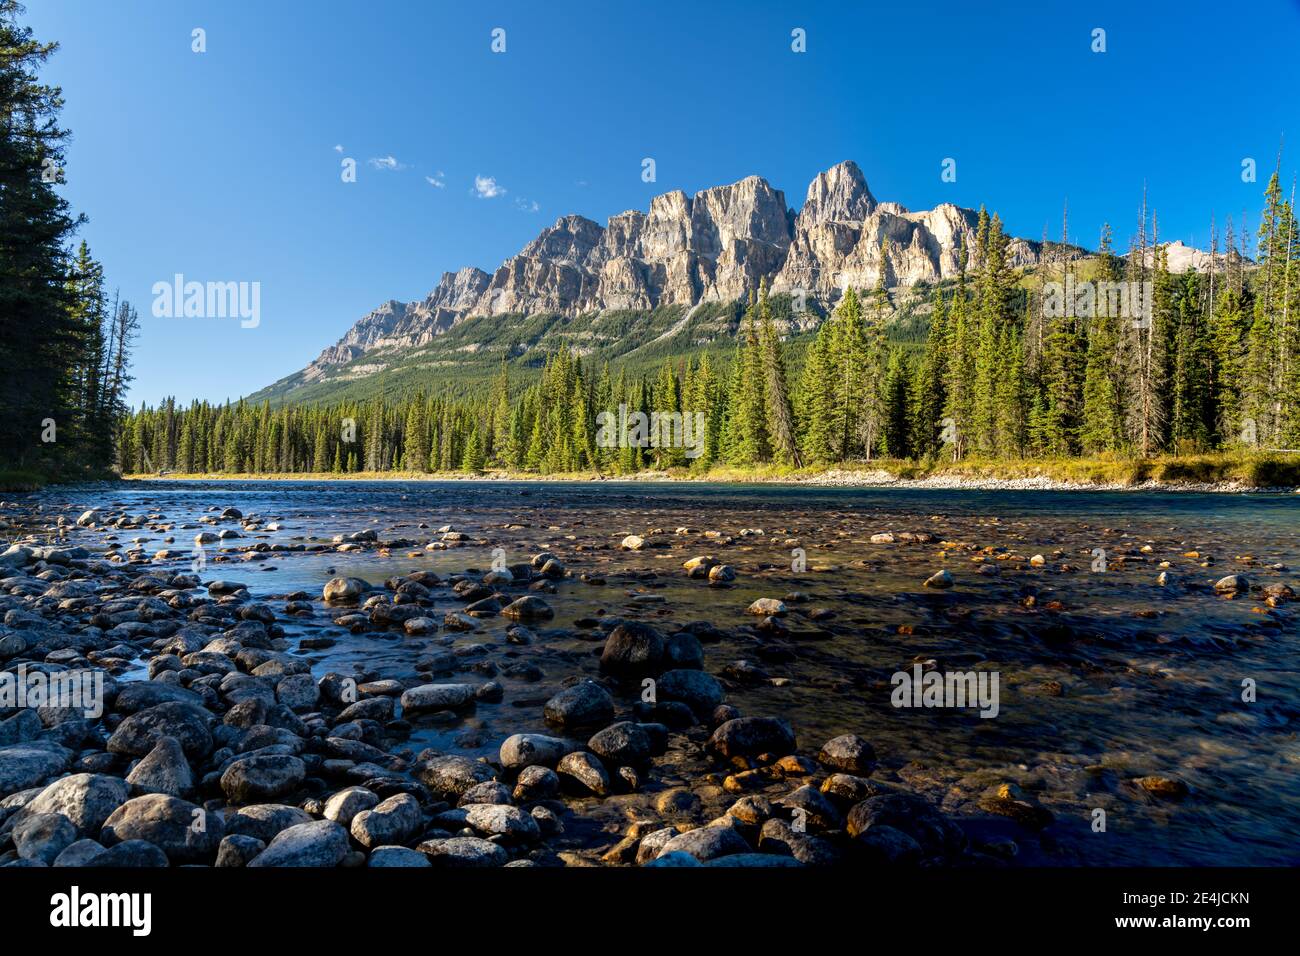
[[512, 765, 560, 802], [322, 786, 379, 827], [224, 803, 312, 843], [0, 742, 72, 797], [276, 673, 320, 712], [708, 716, 796, 758], [84, 838, 169, 868], [644, 850, 702, 867], [846, 793, 964, 858], [599, 622, 666, 677], [350, 793, 422, 849], [457, 781, 513, 807], [463, 803, 540, 842], [704, 852, 802, 867], [13, 812, 76, 865], [416, 754, 497, 799], [248, 819, 350, 867], [125, 736, 195, 798], [498, 733, 570, 769], [323, 577, 369, 602], [400, 683, 476, 715], [15, 772, 127, 837], [419, 836, 508, 868], [215, 834, 265, 867], [817, 734, 877, 775], [556, 751, 611, 796], [657, 669, 723, 716], [777, 785, 845, 831], [588, 721, 653, 765], [220, 754, 306, 803], [107, 702, 212, 759], [501, 596, 553, 622], [368, 845, 431, 867], [100, 793, 224, 863], [543, 681, 614, 728], [1214, 574, 1250, 593], [658, 825, 751, 861], [52, 838, 106, 867]]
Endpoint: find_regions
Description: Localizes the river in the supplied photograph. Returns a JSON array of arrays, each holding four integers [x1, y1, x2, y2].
[[19, 478, 1300, 866]]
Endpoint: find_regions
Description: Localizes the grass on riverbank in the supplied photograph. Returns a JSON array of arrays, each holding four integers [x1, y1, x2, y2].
[[0, 465, 124, 492], [0, 469, 53, 492], [122, 451, 1300, 489], [887, 452, 1300, 487]]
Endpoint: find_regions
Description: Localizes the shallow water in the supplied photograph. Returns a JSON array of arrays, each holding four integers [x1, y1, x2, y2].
[[25, 479, 1300, 865]]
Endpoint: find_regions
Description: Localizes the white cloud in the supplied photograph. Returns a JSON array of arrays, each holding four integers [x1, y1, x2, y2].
[[473, 174, 506, 199], [515, 198, 540, 213], [368, 155, 408, 171], [425, 171, 446, 188], [333, 144, 344, 152]]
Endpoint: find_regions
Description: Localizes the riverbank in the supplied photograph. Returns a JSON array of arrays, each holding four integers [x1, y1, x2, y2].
[[3, 480, 1296, 867], [0, 470, 51, 493], [0, 466, 121, 494], [122, 451, 1300, 493]]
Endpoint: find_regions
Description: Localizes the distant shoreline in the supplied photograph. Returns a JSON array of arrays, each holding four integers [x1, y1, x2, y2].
[[120, 460, 1300, 494]]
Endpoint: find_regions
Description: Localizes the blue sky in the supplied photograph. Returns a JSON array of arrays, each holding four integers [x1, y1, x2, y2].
[[27, 0, 1300, 407]]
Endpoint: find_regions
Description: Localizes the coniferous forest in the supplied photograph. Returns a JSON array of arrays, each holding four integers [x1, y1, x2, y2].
[[4, 0, 1297, 485], [121, 195, 1300, 480], [0, 0, 138, 483]]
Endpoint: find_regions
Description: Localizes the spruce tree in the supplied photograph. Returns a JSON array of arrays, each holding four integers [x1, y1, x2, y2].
[[758, 282, 801, 466]]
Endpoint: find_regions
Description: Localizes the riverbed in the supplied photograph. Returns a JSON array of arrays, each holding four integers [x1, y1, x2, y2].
[[8, 479, 1300, 866]]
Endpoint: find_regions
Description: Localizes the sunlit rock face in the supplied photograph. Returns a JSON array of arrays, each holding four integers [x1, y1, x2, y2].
[[303, 160, 1062, 379]]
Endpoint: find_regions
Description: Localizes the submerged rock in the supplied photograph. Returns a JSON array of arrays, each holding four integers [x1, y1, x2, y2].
[[817, 734, 877, 775], [708, 717, 796, 758], [544, 681, 615, 728]]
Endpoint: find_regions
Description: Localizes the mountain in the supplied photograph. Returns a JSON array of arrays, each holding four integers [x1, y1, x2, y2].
[[257, 161, 1079, 404], [1143, 239, 1241, 274]]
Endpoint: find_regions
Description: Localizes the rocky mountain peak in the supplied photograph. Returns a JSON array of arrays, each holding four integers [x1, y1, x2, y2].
[[299, 162, 1069, 381], [798, 160, 876, 225]]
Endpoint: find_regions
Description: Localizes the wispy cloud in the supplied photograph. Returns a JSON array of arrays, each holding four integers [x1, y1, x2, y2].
[[425, 171, 446, 188], [515, 197, 540, 213], [473, 174, 506, 199], [368, 155, 408, 171], [333, 144, 344, 153]]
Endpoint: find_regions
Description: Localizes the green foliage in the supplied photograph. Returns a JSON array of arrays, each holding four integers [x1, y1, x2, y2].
[[0, 3, 135, 479]]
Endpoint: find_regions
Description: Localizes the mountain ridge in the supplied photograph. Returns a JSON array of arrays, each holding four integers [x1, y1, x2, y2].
[[288, 161, 1073, 393]]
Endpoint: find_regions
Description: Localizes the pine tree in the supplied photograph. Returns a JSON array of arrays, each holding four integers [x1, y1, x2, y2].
[[1168, 270, 1212, 450], [757, 282, 801, 466], [943, 260, 975, 459], [462, 425, 485, 472], [1080, 224, 1125, 453], [0, 1, 92, 475], [860, 253, 890, 460], [912, 287, 948, 458], [729, 301, 771, 465], [829, 286, 868, 460], [797, 321, 836, 463], [882, 348, 912, 458], [400, 399, 425, 471]]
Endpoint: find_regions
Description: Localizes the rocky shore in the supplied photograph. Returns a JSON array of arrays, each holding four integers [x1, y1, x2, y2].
[[126, 467, 1300, 494], [0, 489, 1294, 868], [0, 500, 988, 869]]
